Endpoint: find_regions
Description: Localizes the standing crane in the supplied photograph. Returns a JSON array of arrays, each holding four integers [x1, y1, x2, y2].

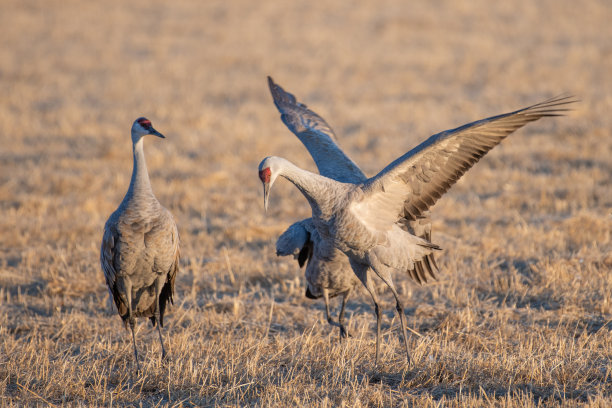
[[259, 94, 574, 364], [100, 117, 180, 372]]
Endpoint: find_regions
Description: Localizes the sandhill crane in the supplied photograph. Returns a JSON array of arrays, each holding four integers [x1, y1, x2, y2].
[[276, 218, 363, 338], [269, 77, 437, 339], [100, 117, 180, 372], [259, 95, 574, 364]]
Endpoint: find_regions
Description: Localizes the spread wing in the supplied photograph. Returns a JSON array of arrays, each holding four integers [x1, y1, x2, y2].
[[352, 95, 576, 233], [268, 76, 366, 184]]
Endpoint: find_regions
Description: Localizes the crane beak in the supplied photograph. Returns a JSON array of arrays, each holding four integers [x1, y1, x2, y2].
[[148, 127, 165, 138], [263, 182, 270, 212]]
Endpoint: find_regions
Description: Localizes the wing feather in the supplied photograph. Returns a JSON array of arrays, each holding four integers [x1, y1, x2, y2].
[[156, 210, 180, 327], [270, 76, 445, 280], [276, 219, 312, 257], [100, 222, 118, 302], [268, 76, 366, 183], [353, 95, 576, 230]]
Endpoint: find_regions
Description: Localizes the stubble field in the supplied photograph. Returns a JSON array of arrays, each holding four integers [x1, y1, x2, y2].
[[1, 0, 611, 406]]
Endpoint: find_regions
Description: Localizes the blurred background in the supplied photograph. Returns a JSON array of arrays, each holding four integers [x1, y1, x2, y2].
[[1, 0, 608, 261]]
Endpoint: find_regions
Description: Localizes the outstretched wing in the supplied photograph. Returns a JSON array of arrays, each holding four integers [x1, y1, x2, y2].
[[268, 76, 366, 184], [352, 96, 576, 233]]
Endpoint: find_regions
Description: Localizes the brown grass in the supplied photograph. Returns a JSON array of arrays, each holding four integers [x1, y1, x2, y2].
[[1, 0, 611, 406]]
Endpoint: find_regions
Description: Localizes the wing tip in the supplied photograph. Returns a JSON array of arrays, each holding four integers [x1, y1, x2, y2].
[[267, 75, 276, 90], [524, 94, 579, 116], [267, 75, 298, 110]]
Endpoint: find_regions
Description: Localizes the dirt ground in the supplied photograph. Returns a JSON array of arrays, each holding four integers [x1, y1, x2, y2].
[[0, 0, 611, 406]]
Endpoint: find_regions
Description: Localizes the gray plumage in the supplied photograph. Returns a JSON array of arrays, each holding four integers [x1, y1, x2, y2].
[[259, 94, 575, 364], [100, 117, 180, 371], [268, 76, 363, 184], [269, 77, 438, 339], [276, 218, 362, 338]]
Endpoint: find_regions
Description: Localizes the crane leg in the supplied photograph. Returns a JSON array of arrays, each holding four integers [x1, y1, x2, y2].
[[392, 292, 411, 365], [129, 319, 140, 373], [369, 259, 411, 365], [338, 290, 351, 339], [124, 279, 141, 373], [154, 277, 168, 361], [322, 288, 333, 328], [322, 288, 351, 340], [362, 275, 382, 366], [349, 260, 382, 365]]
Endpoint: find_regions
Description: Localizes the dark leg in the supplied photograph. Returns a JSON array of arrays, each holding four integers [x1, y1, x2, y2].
[[349, 260, 382, 365], [322, 288, 351, 340], [338, 290, 351, 339], [393, 296, 411, 365], [155, 317, 167, 360], [370, 260, 411, 365], [129, 318, 141, 373], [362, 275, 382, 365], [322, 288, 333, 328], [124, 279, 141, 373]]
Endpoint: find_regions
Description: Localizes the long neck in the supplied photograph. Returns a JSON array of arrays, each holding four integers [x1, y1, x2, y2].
[[125, 137, 154, 200], [280, 160, 342, 219]]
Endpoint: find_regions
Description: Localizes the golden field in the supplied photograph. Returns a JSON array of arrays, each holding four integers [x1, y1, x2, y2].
[[0, 0, 611, 406]]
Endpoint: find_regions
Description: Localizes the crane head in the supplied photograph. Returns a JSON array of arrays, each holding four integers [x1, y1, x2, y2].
[[131, 117, 165, 142], [258, 156, 281, 212]]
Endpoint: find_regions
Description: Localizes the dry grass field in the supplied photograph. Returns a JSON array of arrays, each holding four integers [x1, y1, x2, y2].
[[1, 0, 611, 406]]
